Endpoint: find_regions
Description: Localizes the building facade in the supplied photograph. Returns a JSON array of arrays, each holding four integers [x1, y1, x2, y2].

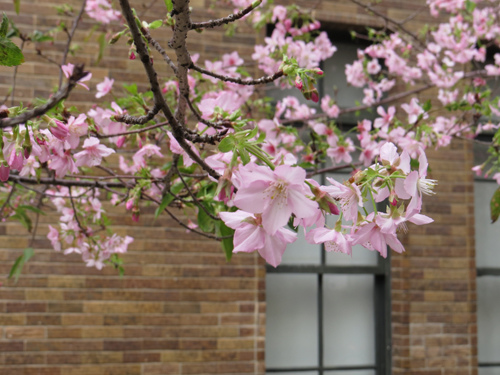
[[0, 0, 493, 374]]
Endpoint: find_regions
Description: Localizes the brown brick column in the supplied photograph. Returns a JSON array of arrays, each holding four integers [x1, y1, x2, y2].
[[392, 139, 478, 375]]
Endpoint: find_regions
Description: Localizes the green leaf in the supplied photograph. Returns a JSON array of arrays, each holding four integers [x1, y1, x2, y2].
[[0, 14, 8, 38], [154, 193, 175, 219], [8, 247, 34, 283], [0, 37, 24, 66], [30, 30, 53, 43], [465, 0, 476, 12], [14, 0, 21, 15], [490, 187, 500, 223], [123, 83, 138, 95], [154, 182, 184, 219], [149, 20, 163, 30], [218, 136, 235, 152], [215, 221, 234, 262], [96, 32, 106, 64], [197, 204, 215, 233], [238, 147, 250, 165], [18, 205, 46, 215], [164, 0, 173, 12], [422, 99, 432, 112], [10, 209, 32, 232]]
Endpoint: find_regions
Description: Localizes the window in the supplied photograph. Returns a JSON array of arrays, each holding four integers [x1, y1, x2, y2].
[[265, 28, 391, 375], [475, 177, 500, 374], [265, 174, 392, 375]]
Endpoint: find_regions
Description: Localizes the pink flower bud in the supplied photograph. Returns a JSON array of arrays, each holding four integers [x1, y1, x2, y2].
[[126, 198, 134, 211], [294, 75, 303, 90], [129, 51, 136, 60], [310, 90, 319, 103], [49, 119, 70, 140], [0, 161, 9, 182]]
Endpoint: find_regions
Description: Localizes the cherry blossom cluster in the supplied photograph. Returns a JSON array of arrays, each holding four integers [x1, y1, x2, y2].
[[219, 143, 434, 266], [47, 187, 132, 270]]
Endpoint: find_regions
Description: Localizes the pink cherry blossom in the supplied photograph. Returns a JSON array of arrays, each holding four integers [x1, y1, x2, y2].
[[85, 0, 121, 24], [95, 77, 114, 98], [233, 163, 319, 235], [306, 227, 352, 254], [219, 210, 297, 267], [61, 63, 92, 90], [74, 137, 115, 167]]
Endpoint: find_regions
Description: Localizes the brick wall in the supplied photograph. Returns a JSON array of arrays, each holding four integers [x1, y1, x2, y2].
[[0, 204, 266, 375], [392, 140, 478, 375]]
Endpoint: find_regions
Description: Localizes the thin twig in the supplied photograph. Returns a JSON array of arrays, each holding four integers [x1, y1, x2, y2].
[[7, 174, 129, 189], [58, 0, 87, 89], [142, 192, 228, 240], [94, 121, 169, 139], [306, 162, 362, 178], [68, 186, 89, 235], [175, 164, 221, 221], [114, 104, 162, 125], [192, 65, 284, 85], [1, 65, 90, 128], [348, 0, 425, 51], [142, 29, 178, 74], [0, 183, 17, 220], [190, 0, 262, 29]]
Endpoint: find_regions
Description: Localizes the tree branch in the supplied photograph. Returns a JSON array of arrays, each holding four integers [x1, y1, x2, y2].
[[192, 64, 284, 85], [190, 0, 262, 30], [142, 28, 178, 74], [113, 104, 161, 124], [1, 65, 90, 128], [58, 0, 88, 89]]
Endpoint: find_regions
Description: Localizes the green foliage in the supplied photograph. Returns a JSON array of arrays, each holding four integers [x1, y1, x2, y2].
[[8, 248, 34, 283], [96, 32, 106, 64], [13, 0, 21, 14], [215, 221, 234, 261], [164, 0, 173, 12], [154, 181, 185, 219], [490, 187, 500, 224], [0, 14, 24, 67]]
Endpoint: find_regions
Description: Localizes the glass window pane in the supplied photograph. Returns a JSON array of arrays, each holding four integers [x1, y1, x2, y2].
[[479, 368, 500, 375], [266, 274, 318, 368], [478, 276, 500, 363], [475, 181, 500, 268], [323, 275, 375, 367], [323, 42, 373, 124], [325, 371, 375, 375], [281, 227, 321, 265]]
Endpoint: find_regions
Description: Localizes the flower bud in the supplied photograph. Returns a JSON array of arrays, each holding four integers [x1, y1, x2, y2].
[[294, 75, 303, 90]]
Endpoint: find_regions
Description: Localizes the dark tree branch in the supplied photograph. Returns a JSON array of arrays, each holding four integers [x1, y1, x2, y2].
[[8, 174, 129, 189], [113, 104, 162, 124], [142, 29, 178, 74], [192, 64, 284, 85], [118, 0, 221, 181], [142, 192, 228, 240], [190, 0, 262, 30], [94, 121, 168, 139], [349, 0, 425, 51], [306, 162, 362, 178]]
